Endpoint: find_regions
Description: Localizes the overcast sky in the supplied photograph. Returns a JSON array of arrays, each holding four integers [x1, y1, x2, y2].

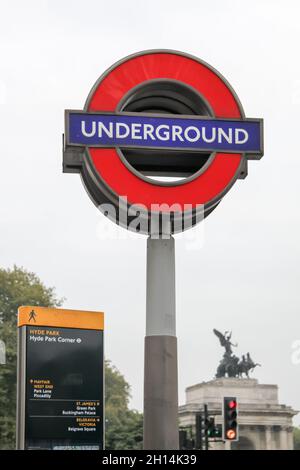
[[1, 0, 300, 424]]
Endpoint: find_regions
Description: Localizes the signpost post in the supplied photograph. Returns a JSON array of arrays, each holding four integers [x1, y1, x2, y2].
[[16, 306, 104, 450], [63, 50, 264, 449], [144, 235, 178, 449]]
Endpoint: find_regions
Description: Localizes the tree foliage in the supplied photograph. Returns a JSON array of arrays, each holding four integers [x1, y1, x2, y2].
[[294, 427, 300, 450], [105, 360, 143, 450], [0, 266, 62, 449], [0, 266, 143, 450]]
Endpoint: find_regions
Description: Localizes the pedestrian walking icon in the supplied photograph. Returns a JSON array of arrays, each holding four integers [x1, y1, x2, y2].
[[28, 310, 37, 323]]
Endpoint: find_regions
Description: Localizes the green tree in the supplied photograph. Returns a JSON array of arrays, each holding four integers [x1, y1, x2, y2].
[[0, 265, 143, 450], [0, 266, 62, 449], [294, 427, 300, 450], [105, 360, 143, 450]]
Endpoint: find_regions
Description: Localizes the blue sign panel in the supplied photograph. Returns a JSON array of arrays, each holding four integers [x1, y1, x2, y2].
[[66, 111, 263, 155]]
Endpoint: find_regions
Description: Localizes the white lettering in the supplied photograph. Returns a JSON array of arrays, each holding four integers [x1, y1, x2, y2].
[[81, 120, 96, 137], [184, 126, 200, 142], [202, 127, 216, 143], [172, 125, 184, 142], [79, 118, 251, 149], [235, 128, 249, 144], [131, 123, 142, 139], [143, 124, 155, 140], [98, 122, 113, 138], [116, 123, 130, 138], [218, 128, 233, 144], [156, 124, 170, 141]]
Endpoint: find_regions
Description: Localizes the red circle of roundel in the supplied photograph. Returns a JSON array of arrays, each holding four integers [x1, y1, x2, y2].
[[86, 51, 243, 212]]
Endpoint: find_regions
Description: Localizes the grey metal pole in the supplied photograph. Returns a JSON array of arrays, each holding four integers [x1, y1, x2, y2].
[[143, 234, 179, 450]]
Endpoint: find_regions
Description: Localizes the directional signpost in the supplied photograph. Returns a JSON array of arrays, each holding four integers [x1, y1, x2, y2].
[[63, 50, 263, 449], [16, 306, 104, 450]]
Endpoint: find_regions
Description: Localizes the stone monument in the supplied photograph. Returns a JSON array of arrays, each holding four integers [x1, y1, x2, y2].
[[178, 330, 298, 450]]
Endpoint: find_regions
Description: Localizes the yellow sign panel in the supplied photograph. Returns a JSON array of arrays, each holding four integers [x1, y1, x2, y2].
[[18, 306, 104, 330]]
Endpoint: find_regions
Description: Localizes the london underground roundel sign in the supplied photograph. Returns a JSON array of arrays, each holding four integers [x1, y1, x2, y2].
[[63, 50, 263, 234]]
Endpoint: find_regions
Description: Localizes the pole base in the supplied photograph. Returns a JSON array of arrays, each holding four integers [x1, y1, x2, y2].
[[143, 335, 179, 450]]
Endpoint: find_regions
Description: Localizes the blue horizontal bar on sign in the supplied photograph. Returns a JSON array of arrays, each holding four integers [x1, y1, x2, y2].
[[66, 111, 263, 154]]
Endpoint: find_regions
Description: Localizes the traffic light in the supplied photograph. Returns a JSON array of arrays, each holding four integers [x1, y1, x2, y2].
[[195, 409, 209, 450], [195, 412, 204, 450], [206, 417, 222, 438], [195, 408, 223, 450], [179, 429, 188, 449], [223, 397, 238, 441]]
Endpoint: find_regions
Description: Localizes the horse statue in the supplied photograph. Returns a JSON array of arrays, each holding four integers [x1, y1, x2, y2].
[[213, 329, 261, 379], [238, 353, 261, 378]]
